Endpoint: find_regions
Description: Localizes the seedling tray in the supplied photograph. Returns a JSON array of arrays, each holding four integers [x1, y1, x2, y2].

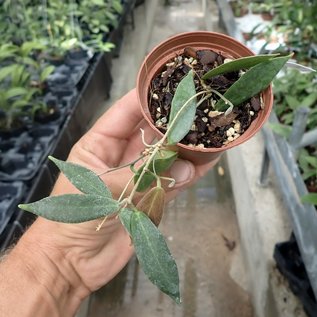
[[274, 238, 317, 317], [0, 182, 25, 236], [0, 126, 59, 181]]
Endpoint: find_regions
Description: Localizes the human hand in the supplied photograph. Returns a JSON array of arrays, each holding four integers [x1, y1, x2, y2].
[[4, 89, 218, 316]]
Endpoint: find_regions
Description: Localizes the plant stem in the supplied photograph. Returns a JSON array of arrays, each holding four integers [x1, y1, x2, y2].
[[96, 216, 108, 231], [196, 93, 212, 108], [118, 174, 136, 203], [126, 90, 213, 204], [159, 176, 175, 188], [125, 85, 230, 206], [126, 141, 163, 204], [140, 128, 155, 148], [210, 88, 234, 112], [98, 155, 146, 176]]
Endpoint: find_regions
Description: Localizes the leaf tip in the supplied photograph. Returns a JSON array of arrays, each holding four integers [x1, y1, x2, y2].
[[18, 204, 30, 211], [174, 295, 181, 305], [48, 155, 57, 163]]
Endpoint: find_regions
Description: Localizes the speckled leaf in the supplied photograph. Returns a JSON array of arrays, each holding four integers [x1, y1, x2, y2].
[[49, 156, 111, 197], [18, 194, 119, 223], [134, 150, 177, 192], [301, 193, 317, 205], [134, 169, 156, 193], [215, 54, 292, 111], [131, 211, 180, 303], [202, 54, 279, 79], [167, 70, 197, 144], [119, 208, 133, 235]]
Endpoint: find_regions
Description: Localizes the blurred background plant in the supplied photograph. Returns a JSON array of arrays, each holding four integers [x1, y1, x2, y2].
[[231, 0, 317, 206], [248, 0, 317, 64], [0, 0, 123, 132], [270, 69, 317, 206]]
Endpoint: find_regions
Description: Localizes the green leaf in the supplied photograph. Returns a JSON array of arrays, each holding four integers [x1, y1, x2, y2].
[[131, 211, 180, 303], [112, 1, 123, 13], [281, 112, 294, 125], [40, 66, 55, 82], [285, 95, 299, 109], [7, 87, 28, 99], [91, 0, 104, 6], [19, 194, 119, 223], [21, 57, 38, 68], [49, 156, 112, 197], [215, 54, 293, 111], [202, 54, 280, 80], [167, 70, 197, 144], [0, 65, 16, 82], [119, 208, 133, 235], [0, 44, 18, 60], [21, 41, 45, 57], [134, 170, 156, 193], [301, 193, 317, 205], [302, 170, 316, 181], [301, 92, 317, 108], [269, 123, 292, 138], [134, 150, 178, 192], [12, 99, 30, 108], [11, 65, 28, 86], [305, 156, 317, 168]]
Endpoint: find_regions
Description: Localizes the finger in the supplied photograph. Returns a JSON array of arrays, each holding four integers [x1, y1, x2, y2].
[[76, 119, 156, 168], [164, 157, 220, 201], [89, 89, 144, 139], [77, 89, 157, 166]]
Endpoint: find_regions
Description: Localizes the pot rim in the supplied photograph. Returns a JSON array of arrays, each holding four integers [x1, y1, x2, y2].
[[136, 31, 273, 154]]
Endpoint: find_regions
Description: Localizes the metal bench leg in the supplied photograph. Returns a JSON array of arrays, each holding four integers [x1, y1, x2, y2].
[[259, 148, 270, 187]]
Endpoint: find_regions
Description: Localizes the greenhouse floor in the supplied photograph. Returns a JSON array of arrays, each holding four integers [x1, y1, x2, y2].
[[78, 0, 254, 316]]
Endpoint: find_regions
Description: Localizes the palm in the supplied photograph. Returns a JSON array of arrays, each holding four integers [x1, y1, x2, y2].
[[30, 89, 215, 292], [45, 90, 155, 290]]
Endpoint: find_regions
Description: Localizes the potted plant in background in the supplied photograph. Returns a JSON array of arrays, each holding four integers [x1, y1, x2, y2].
[[229, 0, 249, 17], [0, 63, 36, 134], [0, 0, 142, 249], [270, 68, 317, 206], [19, 31, 291, 302]]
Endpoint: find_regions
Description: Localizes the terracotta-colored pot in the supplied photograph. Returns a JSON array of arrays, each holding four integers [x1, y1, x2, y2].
[[136, 31, 273, 165], [261, 12, 274, 21]]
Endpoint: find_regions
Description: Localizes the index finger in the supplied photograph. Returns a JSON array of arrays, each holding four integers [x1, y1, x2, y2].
[[90, 89, 143, 139]]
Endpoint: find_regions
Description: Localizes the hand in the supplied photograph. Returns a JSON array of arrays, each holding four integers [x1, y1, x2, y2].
[[0, 89, 218, 316]]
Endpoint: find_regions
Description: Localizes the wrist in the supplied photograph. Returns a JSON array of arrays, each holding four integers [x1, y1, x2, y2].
[[0, 220, 90, 317]]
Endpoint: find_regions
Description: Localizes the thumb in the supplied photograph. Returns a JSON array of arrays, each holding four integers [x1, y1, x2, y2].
[[169, 159, 195, 189]]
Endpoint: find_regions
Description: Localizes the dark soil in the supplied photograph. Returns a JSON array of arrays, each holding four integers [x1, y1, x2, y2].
[[34, 103, 60, 124], [0, 117, 26, 137], [148, 47, 262, 148]]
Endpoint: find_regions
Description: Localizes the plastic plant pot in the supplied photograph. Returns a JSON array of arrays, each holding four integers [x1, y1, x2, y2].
[[136, 31, 273, 165]]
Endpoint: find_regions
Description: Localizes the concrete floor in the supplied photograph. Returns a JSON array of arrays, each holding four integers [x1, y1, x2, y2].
[[84, 1, 253, 316]]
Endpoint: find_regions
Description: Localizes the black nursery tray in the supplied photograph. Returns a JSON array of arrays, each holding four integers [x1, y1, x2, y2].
[[47, 62, 89, 91], [274, 238, 317, 317], [0, 125, 59, 181], [0, 182, 25, 236]]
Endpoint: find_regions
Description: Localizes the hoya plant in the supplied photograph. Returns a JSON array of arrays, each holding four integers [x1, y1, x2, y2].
[[19, 53, 291, 302]]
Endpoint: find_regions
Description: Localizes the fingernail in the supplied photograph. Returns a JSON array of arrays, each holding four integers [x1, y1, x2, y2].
[[170, 160, 194, 184]]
